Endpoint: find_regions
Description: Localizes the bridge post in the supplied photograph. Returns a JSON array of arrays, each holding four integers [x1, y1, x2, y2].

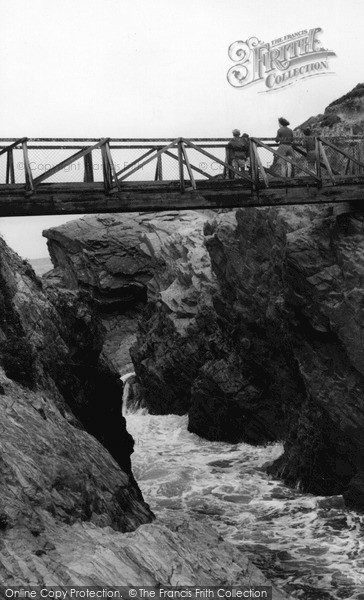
[[154, 154, 163, 181], [21, 140, 34, 192], [177, 138, 185, 193], [101, 139, 115, 193], [249, 139, 258, 190], [83, 153, 94, 182], [6, 150, 15, 184], [315, 137, 322, 186]]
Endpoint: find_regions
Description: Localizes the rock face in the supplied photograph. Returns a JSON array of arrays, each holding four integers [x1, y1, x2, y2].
[[43, 211, 217, 372], [43, 201, 364, 510], [0, 236, 153, 542], [0, 235, 288, 595], [269, 211, 364, 503], [0, 511, 288, 599], [131, 206, 364, 509], [131, 209, 296, 445], [0, 236, 141, 481], [0, 371, 151, 534], [298, 82, 364, 135]]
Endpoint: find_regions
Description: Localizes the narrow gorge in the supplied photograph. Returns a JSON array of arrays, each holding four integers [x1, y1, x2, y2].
[[1, 85, 364, 598]]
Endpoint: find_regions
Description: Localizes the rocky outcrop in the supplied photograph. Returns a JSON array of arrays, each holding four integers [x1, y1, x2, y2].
[[42, 200, 364, 510], [0, 370, 288, 596], [0, 236, 153, 533], [0, 235, 288, 595], [0, 236, 141, 480], [131, 209, 297, 443], [269, 211, 364, 503], [298, 82, 364, 135], [130, 205, 364, 510], [0, 370, 151, 534], [0, 510, 288, 598], [43, 211, 217, 372]]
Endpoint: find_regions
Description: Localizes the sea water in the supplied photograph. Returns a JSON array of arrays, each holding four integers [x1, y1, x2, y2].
[[122, 377, 364, 599]]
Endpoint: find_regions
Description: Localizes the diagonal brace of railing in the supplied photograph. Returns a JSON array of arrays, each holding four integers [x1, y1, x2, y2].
[[117, 139, 180, 183], [318, 137, 364, 170], [163, 150, 214, 179], [292, 144, 341, 177], [0, 137, 27, 157], [32, 139, 109, 186], [251, 138, 321, 182], [115, 148, 155, 178]]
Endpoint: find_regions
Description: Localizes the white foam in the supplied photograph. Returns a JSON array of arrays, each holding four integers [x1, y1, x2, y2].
[[126, 411, 364, 598]]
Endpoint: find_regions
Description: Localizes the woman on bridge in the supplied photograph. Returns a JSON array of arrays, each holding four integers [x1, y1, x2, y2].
[[275, 117, 294, 177]]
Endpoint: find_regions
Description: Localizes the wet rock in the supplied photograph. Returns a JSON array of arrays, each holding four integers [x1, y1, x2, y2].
[[317, 496, 345, 510], [269, 212, 364, 499], [0, 515, 289, 597], [0, 372, 151, 533], [343, 471, 364, 510], [0, 236, 154, 572]]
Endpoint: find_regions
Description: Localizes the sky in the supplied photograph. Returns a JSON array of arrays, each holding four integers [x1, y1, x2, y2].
[[0, 0, 363, 258]]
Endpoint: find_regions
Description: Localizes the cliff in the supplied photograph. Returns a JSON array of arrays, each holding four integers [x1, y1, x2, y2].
[[0, 237, 290, 593], [42, 204, 364, 510], [43, 211, 217, 373], [297, 82, 364, 135], [128, 205, 364, 510]]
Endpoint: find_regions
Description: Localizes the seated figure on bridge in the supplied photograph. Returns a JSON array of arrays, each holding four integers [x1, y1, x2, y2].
[[275, 117, 294, 177], [226, 129, 249, 178]]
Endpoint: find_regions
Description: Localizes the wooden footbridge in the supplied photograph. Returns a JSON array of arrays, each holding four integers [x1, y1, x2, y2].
[[0, 136, 363, 216]]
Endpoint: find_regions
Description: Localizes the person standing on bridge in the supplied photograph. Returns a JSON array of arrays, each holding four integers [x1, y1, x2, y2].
[[226, 129, 248, 178], [275, 117, 294, 177]]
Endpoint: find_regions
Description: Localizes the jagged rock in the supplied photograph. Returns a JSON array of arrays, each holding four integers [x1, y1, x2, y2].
[[132, 208, 301, 444], [188, 209, 295, 443], [43, 211, 217, 371], [0, 514, 288, 598], [0, 370, 151, 533], [0, 237, 136, 479], [268, 212, 364, 499], [130, 205, 364, 508], [0, 370, 288, 596], [0, 236, 153, 521], [0, 215, 291, 596]]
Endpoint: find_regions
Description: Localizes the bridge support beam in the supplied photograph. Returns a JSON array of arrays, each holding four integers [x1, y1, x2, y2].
[[0, 182, 364, 216]]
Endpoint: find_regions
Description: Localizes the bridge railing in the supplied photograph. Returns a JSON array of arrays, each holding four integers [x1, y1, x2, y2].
[[0, 136, 364, 193], [251, 136, 364, 184]]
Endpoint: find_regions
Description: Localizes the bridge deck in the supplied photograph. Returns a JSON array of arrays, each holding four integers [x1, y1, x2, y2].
[[0, 137, 363, 216]]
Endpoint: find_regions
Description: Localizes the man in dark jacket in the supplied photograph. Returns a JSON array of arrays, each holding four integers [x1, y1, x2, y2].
[[227, 129, 248, 178]]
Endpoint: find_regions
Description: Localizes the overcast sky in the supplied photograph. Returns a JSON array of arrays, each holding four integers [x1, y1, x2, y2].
[[0, 0, 362, 258]]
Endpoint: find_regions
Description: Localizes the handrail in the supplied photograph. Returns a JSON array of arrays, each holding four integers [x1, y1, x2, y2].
[[1, 136, 364, 145], [0, 135, 364, 194], [0, 137, 28, 156]]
